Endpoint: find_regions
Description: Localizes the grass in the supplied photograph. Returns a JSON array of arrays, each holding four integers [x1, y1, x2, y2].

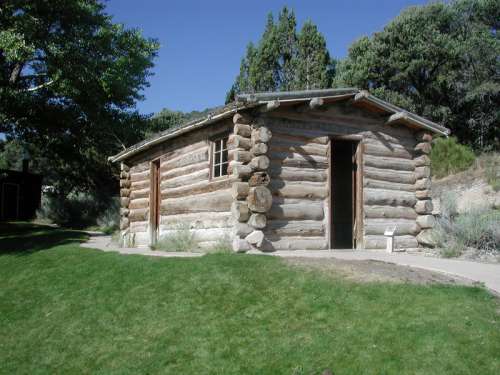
[[1, 223, 499, 374]]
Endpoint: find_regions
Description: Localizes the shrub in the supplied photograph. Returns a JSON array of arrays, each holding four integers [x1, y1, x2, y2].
[[433, 193, 500, 257], [96, 197, 120, 234], [152, 224, 198, 252], [430, 137, 475, 179], [37, 192, 119, 230], [476, 153, 500, 191]]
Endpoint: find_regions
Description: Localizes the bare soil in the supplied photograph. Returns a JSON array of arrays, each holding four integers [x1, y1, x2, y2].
[[285, 257, 479, 287]]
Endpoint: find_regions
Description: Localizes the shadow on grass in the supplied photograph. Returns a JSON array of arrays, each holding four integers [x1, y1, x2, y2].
[[0, 222, 88, 255]]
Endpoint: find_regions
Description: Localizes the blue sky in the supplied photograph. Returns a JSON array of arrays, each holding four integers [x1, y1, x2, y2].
[[105, 0, 430, 115]]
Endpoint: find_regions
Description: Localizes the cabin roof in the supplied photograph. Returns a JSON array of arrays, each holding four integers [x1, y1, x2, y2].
[[109, 88, 450, 163]]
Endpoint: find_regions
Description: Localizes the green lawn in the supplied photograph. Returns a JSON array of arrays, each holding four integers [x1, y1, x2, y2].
[[1, 223, 499, 375]]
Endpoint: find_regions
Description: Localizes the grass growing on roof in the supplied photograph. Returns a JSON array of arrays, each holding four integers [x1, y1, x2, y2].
[[1, 222, 499, 375]]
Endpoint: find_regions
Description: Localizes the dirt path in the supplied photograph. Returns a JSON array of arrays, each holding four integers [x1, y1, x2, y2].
[[284, 257, 478, 287]]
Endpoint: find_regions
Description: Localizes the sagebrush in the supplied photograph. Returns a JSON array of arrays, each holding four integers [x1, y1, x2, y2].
[[430, 137, 476, 179], [433, 192, 500, 257]]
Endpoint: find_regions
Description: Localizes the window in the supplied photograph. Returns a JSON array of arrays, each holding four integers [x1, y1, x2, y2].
[[212, 136, 229, 178]]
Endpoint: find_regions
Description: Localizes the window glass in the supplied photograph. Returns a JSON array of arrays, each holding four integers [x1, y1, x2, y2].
[[212, 136, 229, 178]]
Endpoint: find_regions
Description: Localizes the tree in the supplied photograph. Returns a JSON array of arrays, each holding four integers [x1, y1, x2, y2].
[[335, 0, 499, 150], [0, 0, 159, 196], [296, 21, 335, 90], [226, 7, 334, 102]]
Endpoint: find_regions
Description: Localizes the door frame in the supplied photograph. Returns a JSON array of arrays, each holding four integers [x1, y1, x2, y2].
[[149, 159, 161, 246], [328, 135, 364, 249]]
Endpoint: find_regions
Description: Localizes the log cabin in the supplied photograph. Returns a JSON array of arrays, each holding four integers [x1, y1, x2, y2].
[[109, 89, 449, 252]]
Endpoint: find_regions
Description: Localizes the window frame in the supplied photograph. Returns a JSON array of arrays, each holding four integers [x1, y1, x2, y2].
[[209, 133, 230, 180]]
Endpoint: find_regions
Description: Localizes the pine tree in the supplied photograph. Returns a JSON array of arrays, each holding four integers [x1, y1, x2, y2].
[[276, 7, 297, 90], [296, 21, 335, 90], [226, 7, 335, 103]]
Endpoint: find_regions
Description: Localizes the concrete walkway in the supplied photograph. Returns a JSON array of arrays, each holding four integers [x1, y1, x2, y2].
[[82, 235, 500, 294], [81, 235, 203, 258], [262, 250, 500, 295]]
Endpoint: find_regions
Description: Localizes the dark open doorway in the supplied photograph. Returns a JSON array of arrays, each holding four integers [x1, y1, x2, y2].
[[150, 159, 161, 245], [329, 139, 360, 249]]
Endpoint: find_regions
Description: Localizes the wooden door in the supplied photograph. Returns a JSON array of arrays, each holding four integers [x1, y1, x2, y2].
[[150, 159, 161, 245]]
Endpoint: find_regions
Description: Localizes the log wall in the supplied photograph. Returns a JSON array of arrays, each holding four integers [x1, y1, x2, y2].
[[262, 103, 421, 250], [122, 119, 235, 248]]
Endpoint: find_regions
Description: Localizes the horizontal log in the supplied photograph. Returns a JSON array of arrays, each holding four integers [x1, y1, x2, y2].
[[415, 190, 431, 200], [120, 179, 131, 188], [364, 235, 418, 250], [129, 208, 148, 221], [268, 202, 324, 220], [230, 163, 253, 179], [268, 117, 416, 148], [161, 169, 209, 189], [130, 221, 148, 233], [269, 109, 416, 142], [130, 180, 150, 190], [228, 134, 251, 150], [161, 140, 208, 162], [261, 237, 328, 251], [129, 198, 149, 209], [266, 220, 325, 237], [129, 188, 149, 200], [415, 178, 431, 191], [130, 170, 149, 182], [364, 166, 416, 185], [364, 188, 417, 207], [246, 230, 264, 247], [121, 163, 130, 172], [364, 154, 416, 171], [161, 178, 232, 199], [162, 161, 209, 180], [120, 188, 131, 197], [270, 139, 328, 157], [268, 165, 328, 182], [120, 197, 130, 208], [162, 148, 209, 170], [364, 218, 420, 235], [363, 178, 415, 192], [120, 216, 129, 228], [269, 151, 328, 169], [160, 190, 232, 215], [159, 227, 231, 243], [363, 142, 413, 160], [233, 238, 251, 253], [270, 181, 328, 200], [415, 166, 431, 179], [161, 212, 233, 229], [365, 206, 417, 220], [229, 149, 252, 163], [271, 131, 329, 145], [414, 155, 430, 167]]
